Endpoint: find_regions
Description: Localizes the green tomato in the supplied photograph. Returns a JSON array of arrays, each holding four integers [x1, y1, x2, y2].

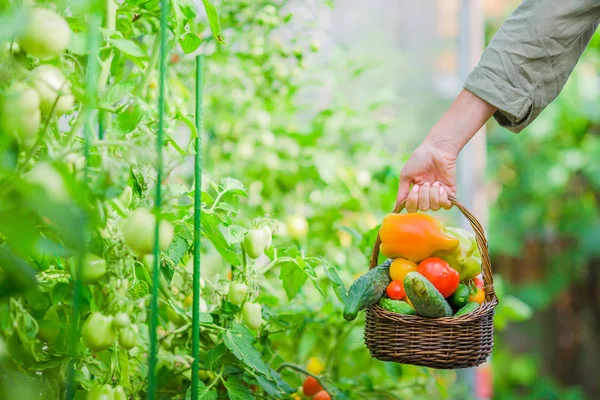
[[261, 225, 273, 249], [81, 312, 117, 353], [113, 312, 130, 328], [118, 326, 137, 350], [113, 386, 127, 400], [19, 8, 70, 60], [30, 64, 74, 115], [87, 384, 114, 400], [166, 306, 185, 326], [285, 215, 308, 240], [0, 82, 41, 143], [242, 302, 263, 330], [37, 306, 60, 343], [26, 162, 69, 203], [122, 208, 174, 254], [70, 254, 107, 284], [227, 282, 248, 305], [244, 229, 267, 259]]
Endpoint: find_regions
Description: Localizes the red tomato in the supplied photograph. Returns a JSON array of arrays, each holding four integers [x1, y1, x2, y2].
[[473, 275, 484, 289], [417, 257, 460, 298], [302, 376, 322, 396], [386, 281, 405, 300], [314, 391, 332, 400]]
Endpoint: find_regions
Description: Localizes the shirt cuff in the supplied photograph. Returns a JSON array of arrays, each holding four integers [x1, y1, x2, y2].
[[464, 66, 533, 133]]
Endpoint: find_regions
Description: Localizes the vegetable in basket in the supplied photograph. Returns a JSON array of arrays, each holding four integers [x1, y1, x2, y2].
[[343, 260, 392, 321], [403, 272, 452, 318], [379, 213, 459, 262], [435, 226, 482, 280]]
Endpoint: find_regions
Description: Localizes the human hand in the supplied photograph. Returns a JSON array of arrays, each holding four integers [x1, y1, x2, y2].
[[396, 142, 457, 212]]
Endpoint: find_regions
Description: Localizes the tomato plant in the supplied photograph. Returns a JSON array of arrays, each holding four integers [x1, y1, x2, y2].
[[0, 0, 467, 399]]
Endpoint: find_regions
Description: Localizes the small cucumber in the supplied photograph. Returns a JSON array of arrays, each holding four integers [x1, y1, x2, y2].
[[377, 297, 416, 315], [447, 283, 470, 311], [404, 272, 452, 318], [454, 302, 480, 316], [343, 260, 392, 321]]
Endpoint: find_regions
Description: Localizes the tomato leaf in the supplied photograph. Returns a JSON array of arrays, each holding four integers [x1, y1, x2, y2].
[[222, 322, 269, 376], [179, 32, 202, 54], [201, 213, 240, 265], [104, 81, 137, 105], [220, 177, 247, 197], [224, 376, 254, 400], [279, 259, 308, 300], [185, 382, 218, 400], [113, 104, 145, 135], [110, 38, 146, 58], [201, 0, 225, 43], [165, 235, 189, 266]]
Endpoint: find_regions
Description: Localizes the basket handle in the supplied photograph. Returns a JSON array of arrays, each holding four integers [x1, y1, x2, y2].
[[369, 195, 496, 302]]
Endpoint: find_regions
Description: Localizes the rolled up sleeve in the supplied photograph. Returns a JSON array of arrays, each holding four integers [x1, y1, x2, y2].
[[464, 0, 600, 133]]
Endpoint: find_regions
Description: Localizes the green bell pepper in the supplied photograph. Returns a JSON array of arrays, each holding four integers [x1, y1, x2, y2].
[[435, 227, 481, 280]]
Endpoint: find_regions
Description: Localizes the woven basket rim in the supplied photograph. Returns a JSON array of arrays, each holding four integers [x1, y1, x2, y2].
[[369, 297, 498, 326]]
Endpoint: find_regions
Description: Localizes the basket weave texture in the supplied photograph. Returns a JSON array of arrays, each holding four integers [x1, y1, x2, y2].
[[364, 196, 498, 369]]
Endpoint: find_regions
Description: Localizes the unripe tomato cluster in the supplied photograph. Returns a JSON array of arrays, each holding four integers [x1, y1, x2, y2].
[[81, 311, 136, 353], [0, 8, 74, 145]]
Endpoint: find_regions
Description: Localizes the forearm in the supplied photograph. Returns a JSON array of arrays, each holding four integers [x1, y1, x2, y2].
[[423, 89, 496, 156], [465, 0, 600, 133]]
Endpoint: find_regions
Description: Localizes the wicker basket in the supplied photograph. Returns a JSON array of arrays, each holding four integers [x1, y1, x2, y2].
[[364, 196, 498, 369]]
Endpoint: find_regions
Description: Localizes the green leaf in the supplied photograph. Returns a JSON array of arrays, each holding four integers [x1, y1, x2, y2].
[[67, 31, 87, 55], [110, 38, 146, 58], [279, 259, 308, 300], [224, 376, 254, 400], [201, 0, 225, 43], [130, 167, 148, 197], [179, 32, 202, 54], [207, 343, 226, 370], [202, 213, 240, 265], [185, 381, 218, 400], [113, 104, 145, 135], [104, 81, 137, 105], [222, 323, 269, 376], [165, 235, 189, 266], [218, 224, 245, 245], [256, 375, 284, 397], [220, 177, 247, 197], [326, 267, 347, 303]]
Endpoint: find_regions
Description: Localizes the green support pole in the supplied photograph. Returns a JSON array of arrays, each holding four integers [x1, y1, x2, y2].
[[147, 0, 169, 397], [66, 11, 101, 400], [191, 55, 205, 400]]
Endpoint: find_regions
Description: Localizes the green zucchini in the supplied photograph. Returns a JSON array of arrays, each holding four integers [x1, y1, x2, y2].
[[404, 272, 452, 318], [447, 283, 470, 311], [454, 302, 480, 316], [343, 260, 392, 321], [377, 297, 416, 315]]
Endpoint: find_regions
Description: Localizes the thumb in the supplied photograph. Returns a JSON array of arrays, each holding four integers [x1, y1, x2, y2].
[[396, 175, 412, 206]]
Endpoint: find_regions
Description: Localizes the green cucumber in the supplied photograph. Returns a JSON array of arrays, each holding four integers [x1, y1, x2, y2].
[[454, 302, 480, 316], [343, 260, 392, 321], [404, 272, 452, 318], [377, 297, 416, 315], [447, 283, 470, 311]]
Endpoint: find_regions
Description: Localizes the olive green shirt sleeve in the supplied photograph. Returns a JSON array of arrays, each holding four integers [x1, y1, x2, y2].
[[464, 0, 600, 133]]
